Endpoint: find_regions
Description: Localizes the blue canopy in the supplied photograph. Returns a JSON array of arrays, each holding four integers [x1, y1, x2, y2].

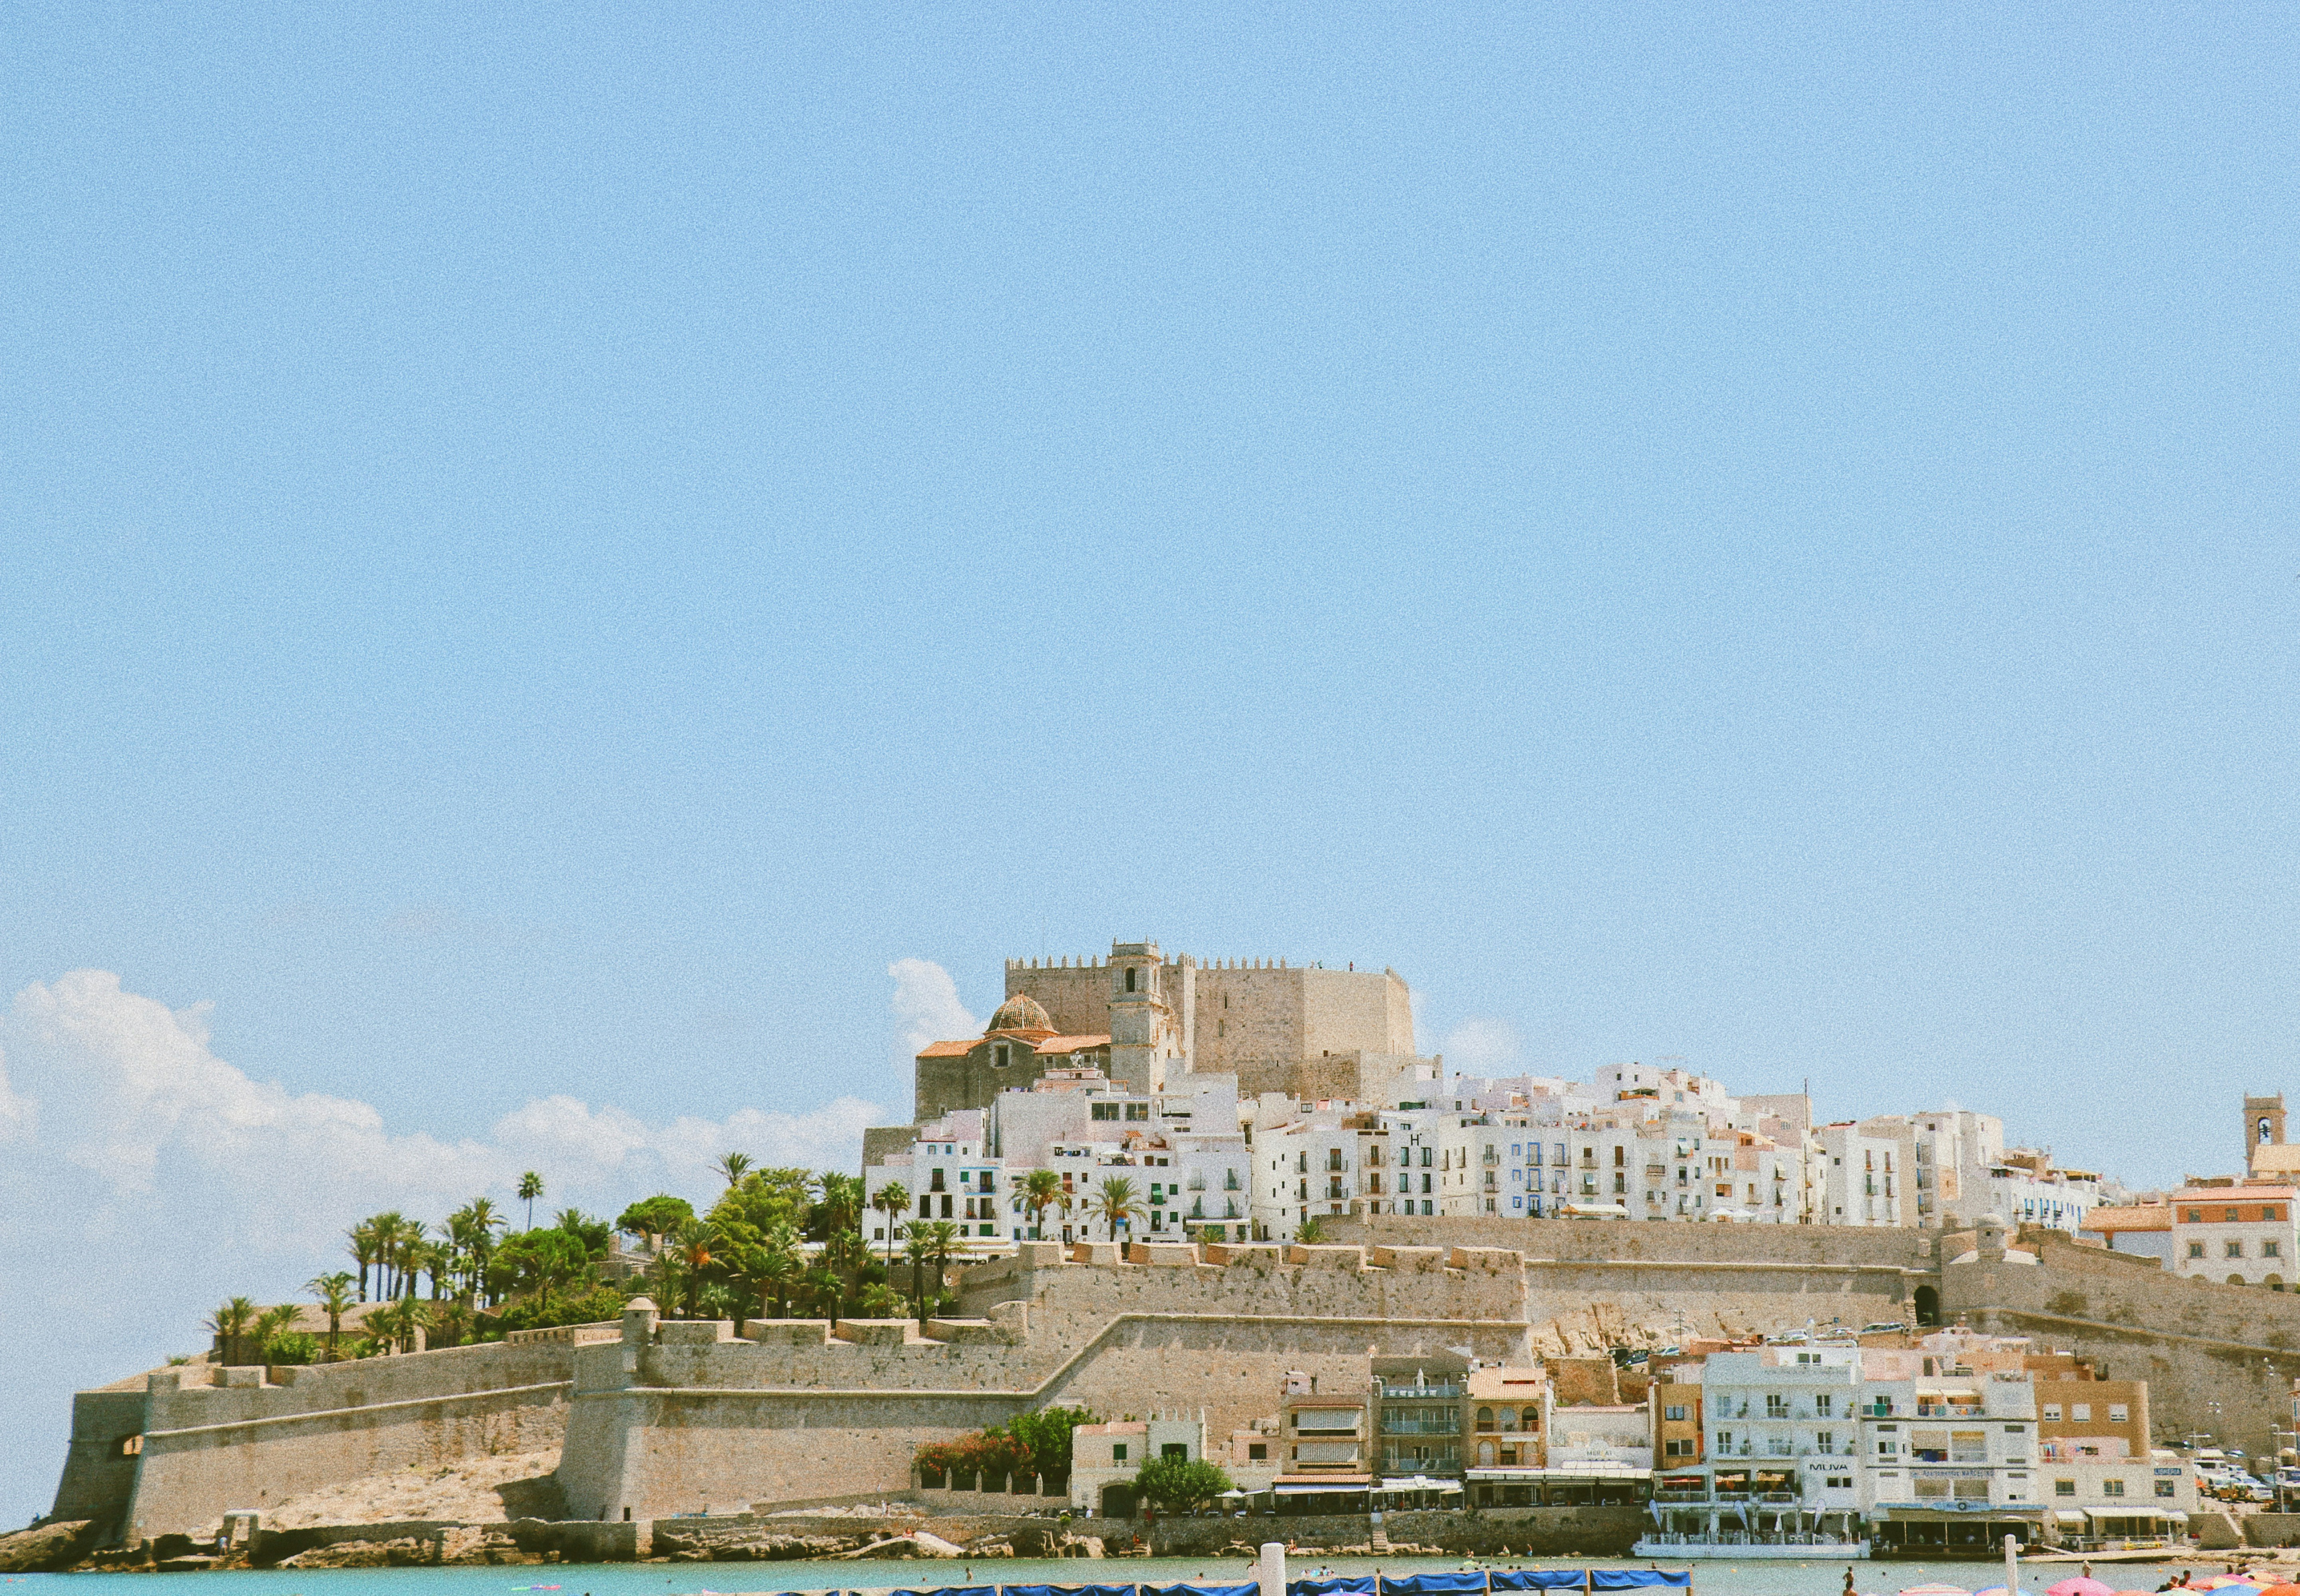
[[1591, 1574, 1692, 1590], [1489, 1574, 1589, 1591], [1003, 1586, 1139, 1596], [885, 1587, 1004, 1596], [1382, 1576, 1493, 1595], [1146, 1585, 1260, 1596], [1291, 1580, 1377, 1596]]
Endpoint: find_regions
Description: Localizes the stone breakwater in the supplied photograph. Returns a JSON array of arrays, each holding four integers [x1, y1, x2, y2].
[[0, 1506, 1648, 1573]]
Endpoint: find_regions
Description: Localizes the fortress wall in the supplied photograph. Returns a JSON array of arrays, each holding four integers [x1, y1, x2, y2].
[[120, 1342, 580, 1541], [1005, 961, 1113, 1037], [1297, 966, 1415, 1058], [1945, 1233, 2300, 1456], [1332, 1214, 1937, 1269], [50, 1388, 147, 1528]]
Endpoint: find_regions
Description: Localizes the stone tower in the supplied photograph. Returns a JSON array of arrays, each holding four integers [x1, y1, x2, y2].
[[1106, 941, 1190, 1096], [2248, 1094, 2287, 1171]]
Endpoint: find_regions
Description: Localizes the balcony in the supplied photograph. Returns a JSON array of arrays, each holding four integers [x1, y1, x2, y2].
[[1383, 1419, 1463, 1435], [1383, 1383, 1465, 1399]]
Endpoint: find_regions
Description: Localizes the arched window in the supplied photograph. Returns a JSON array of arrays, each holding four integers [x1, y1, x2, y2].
[[1475, 1406, 1495, 1432], [1522, 1406, 1541, 1430], [1477, 1441, 1495, 1467], [1499, 1407, 1519, 1432], [1125, 967, 1136, 993]]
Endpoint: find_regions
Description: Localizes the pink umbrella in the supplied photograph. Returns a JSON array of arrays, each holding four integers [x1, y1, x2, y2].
[[2048, 1580, 2117, 1596]]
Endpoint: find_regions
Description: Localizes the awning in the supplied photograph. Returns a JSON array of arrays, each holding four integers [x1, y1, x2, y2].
[[1467, 1465, 1652, 1481], [1274, 1476, 1374, 1494], [2053, 1510, 2088, 1524], [1379, 1476, 1463, 1492], [2166, 1511, 2190, 1523]]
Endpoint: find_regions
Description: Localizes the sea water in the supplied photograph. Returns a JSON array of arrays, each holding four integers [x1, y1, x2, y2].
[[0, 1556, 2173, 1596]]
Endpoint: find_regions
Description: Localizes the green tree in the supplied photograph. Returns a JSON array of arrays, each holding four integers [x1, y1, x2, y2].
[[1093, 1177, 1140, 1243], [252, 1303, 300, 1357], [1022, 1170, 1063, 1239], [670, 1218, 717, 1316], [871, 1181, 910, 1267], [1005, 1405, 1102, 1478], [1134, 1455, 1232, 1512], [306, 1272, 357, 1361], [615, 1194, 695, 1250], [717, 1151, 754, 1188], [517, 1171, 545, 1230], [815, 1171, 865, 1240], [553, 1208, 612, 1257], [709, 1167, 813, 1235], [1295, 1216, 1325, 1244]]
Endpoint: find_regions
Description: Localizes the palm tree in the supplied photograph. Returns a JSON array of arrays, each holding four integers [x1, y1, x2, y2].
[[926, 1219, 961, 1315], [307, 1273, 357, 1361], [816, 1171, 864, 1238], [872, 1182, 910, 1268], [803, 1261, 843, 1319], [1022, 1170, 1063, 1240], [759, 1233, 805, 1315], [366, 1211, 407, 1296], [347, 1220, 379, 1301], [206, 1296, 258, 1364], [394, 1216, 428, 1298], [253, 1303, 299, 1361], [1093, 1177, 1139, 1244], [900, 1224, 935, 1321], [717, 1151, 753, 1189], [517, 1171, 545, 1230], [672, 1219, 715, 1317]]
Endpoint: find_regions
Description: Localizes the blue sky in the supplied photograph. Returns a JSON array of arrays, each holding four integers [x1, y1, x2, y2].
[[3, 1, 2298, 1526]]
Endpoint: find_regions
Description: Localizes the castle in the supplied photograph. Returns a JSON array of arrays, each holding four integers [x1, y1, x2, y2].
[[906, 940, 1424, 1121]]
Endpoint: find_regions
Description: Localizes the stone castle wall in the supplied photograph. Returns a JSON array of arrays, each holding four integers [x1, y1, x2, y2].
[[560, 1242, 1530, 1523], [1943, 1229, 2300, 1458], [1002, 958, 1412, 1077], [77, 1217, 2300, 1544], [90, 1341, 580, 1543]]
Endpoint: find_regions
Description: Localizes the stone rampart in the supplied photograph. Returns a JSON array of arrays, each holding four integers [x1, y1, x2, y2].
[[1943, 1230, 2300, 1458], [561, 1244, 1534, 1523], [1327, 1216, 1934, 1350], [117, 1341, 580, 1543]]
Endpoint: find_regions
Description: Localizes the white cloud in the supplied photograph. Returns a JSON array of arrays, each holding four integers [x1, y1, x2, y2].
[[888, 957, 980, 1067], [0, 970, 884, 1525], [1441, 1016, 1523, 1074]]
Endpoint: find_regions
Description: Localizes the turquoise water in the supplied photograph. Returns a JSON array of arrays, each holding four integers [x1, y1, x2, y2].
[[0, 1558, 2164, 1596]]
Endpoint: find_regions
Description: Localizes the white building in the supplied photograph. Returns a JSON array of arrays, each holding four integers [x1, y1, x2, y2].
[[2167, 1184, 2300, 1288]]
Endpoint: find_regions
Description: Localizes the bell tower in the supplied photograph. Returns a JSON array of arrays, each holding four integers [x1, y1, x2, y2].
[[2247, 1094, 2286, 1175], [1107, 941, 1188, 1096]]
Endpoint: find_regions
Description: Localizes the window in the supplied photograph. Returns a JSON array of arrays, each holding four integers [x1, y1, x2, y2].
[[2108, 1404, 2128, 1422], [1614, 1146, 1625, 1166], [2187, 1209, 2203, 1222], [1953, 1478, 1989, 1501], [2227, 1208, 2241, 1222], [1092, 1102, 1119, 1121], [1914, 1477, 1949, 1500], [2227, 1240, 2245, 1259], [1814, 1395, 1833, 1416], [2102, 1477, 2124, 1497], [2071, 1404, 2090, 1422], [1126, 1102, 1149, 1121], [2156, 1479, 2176, 1498], [2187, 1242, 2205, 1259], [1162, 1443, 1188, 1460], [1951, 1431, 1988, 1463], [1665, 1405, 1689, 1422], [1124, 968, 1136, 993], [1766, 1395, 1789, 1417], [1112, 1444, 1127, 1462], [2268, 1242, 2284, 1259], [1248, 1443, 1267, 1461], [2055, 1479, 2076, 1497], [1816, 1432, 1834, 1454]]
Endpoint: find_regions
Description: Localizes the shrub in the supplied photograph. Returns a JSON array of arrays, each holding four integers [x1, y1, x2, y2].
[[262, 1331, 320, 1366], [1135, 1455, 1232, 1511]]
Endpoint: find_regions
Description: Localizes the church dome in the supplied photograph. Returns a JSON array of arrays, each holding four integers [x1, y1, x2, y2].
[[987, 994, 1053, 1034]]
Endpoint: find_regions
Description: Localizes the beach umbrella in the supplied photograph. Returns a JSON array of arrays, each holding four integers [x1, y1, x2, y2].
[[2048, 1579, 2116, 1596], [2253, 1585, 2300, 1596], [1899, 1584, 1972, 1596]]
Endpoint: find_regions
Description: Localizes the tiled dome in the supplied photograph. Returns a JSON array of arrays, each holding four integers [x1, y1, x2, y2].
[[987, 994, 1053, 1033]]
